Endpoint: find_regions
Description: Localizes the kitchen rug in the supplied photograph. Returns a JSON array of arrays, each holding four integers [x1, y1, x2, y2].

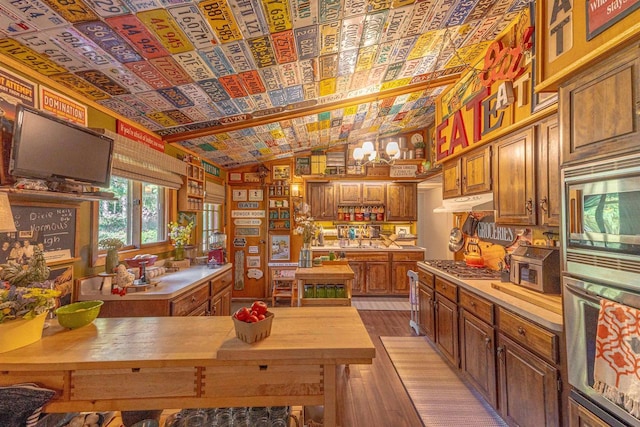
[[351, 297, 411, 311], [381, 336, 507, 427]]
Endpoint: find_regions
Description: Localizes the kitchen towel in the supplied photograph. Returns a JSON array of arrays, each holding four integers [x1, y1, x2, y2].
[[0, 383, 55, 427], [594, 299, 640, 418]]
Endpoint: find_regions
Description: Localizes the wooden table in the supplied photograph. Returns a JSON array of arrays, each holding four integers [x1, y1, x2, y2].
[[0, 307, 374, 427], [295, 264, 355, 307]]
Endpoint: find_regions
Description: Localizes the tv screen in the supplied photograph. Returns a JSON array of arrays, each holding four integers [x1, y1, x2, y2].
[[9, 104, 114, 188]]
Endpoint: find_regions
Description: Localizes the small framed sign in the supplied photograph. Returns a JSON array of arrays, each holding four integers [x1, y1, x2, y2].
[[272, 165, 290, 180], [244, 172, 260, 183], [232, 189, 247, 201], [248, 189, 264, 201], [269, 234, 290, 261]]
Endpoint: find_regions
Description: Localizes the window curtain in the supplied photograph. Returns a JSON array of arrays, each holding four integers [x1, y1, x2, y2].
[[96, 129, 186, 189], [205, 180, 225, 204]]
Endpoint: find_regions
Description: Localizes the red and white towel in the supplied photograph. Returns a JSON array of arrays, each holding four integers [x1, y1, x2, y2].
[[594, 299, 640, 418]]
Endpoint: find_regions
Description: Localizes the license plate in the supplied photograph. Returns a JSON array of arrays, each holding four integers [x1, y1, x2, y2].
[[260, 0, 292, 33], [424, 0, 455, 31], [380, 5, 412, 43], [5, 0, 66, 29], [298, 58, 316, 84], [319, 53, 337, 79], [76, 69, 130, 95], [107, 14, 169, 59], [337, 49, 357, 77], [290, 0, 317, 26], [390, 36, 416, 63], [279, 61, 300, 86], [239, 70, 266, 94], [344, 0, 366, 18], [367, 0, 390, 12], [232, 96, 254, 112], [250, 92, 272, 110], [219, 74, 248, 98], [136, 89, 175, 110], [49, 73, 110, 99], [247, 36, 277, 68], [380, 77, 411, 91], [150, 56, 193, 85], [466, 0, 495, 22], [157, 86, 194, 108], [404, 0, 432, 37], [258, 66, 281, 91], [444, 0, 478, 27], [355, 45, 377, 72], [221, 40, 256, 72], [84, 0, 129, 17], [398, 58, 422, 78], [40, 0, 98, 22], [198, 0, 243, 43], [0, 5, 36, 34], [320, 21, 340, 55], [294, 25, 318, 60], [165, 109, 194, 125], [15, 33, 89, 72], [122, 0, 161, 12], [169, 4, 218, 50], [268, 89, 287, 107], [173, 51, 216, 81], [125, 60, 173, 89], [350, 69, 368, 89], [272, 29, 297, 63], [340, 17, 362, 51], [114, 93, 154, 113], [215, 99, 240, 115], [199, 77, 230, 102], [407, 31, 437, 60], [230, 0, 269, 38], [179, 83, 214, 106], [361, 10, 386, 47], [383, 61, 403, 81], [319, 78, 336, 96], [303, 82, 317, 100], [374, 41, 395, 66], [45, 27, 117, 68], [75, 21, 143, 63], [137, 8, 193, 53], [97, 98, 141, 117], [319, 0, 341, 23], [147, 111, 179, 127], [199, 46, 235, 77]]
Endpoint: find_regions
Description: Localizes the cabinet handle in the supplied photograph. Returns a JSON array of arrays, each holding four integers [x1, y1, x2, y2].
[[484, 337, 491, 349], [497, 346, 504, 361], [517, 326, 526, 336], [462, 176, 467, 186], [470, 301, 476, 307], [525, 198, 534, 214], [539, 197, 548, 213], [456, 178, 460, 188]]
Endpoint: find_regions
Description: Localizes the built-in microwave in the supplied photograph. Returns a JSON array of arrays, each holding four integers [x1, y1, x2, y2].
[[562, 153, 640, 291]]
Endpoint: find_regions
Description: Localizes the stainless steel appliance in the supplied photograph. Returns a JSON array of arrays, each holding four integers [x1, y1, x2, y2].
[[423, 260, 502, 280], [563, 276, 640, 426], [509, 245, 560, 294], [563, 153, 640, 289]]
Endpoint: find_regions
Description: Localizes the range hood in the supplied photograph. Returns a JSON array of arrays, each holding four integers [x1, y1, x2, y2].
[[433, 193, 494, 213]]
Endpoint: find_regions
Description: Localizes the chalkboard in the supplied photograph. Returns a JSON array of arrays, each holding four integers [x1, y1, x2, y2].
[[6, 205, 77, 264]]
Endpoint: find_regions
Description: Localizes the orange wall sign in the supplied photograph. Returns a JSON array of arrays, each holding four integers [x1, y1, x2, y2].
[[39, 87, 87, 126], [117, 120, 164, 152]]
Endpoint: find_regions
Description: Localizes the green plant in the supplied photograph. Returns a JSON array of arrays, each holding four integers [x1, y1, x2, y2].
[[0, 283, 60, 323], [98, 238, 124, 251], [413, 141, 426, 148], [168, 221, 194, 247]]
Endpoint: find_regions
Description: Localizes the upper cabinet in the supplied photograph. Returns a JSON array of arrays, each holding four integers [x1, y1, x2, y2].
[[442, 146, 492, 199], [560, 44, 640, 165], [386, 183, 417, 221], [178, 163, 205, 212], [536, 117, 561, 227], [337, 183, 385, 205], [308, 182, 336, 221]]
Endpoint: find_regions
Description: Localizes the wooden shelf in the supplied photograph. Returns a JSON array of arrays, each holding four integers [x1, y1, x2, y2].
[[1, 187, 115, 204], [178, 163, 205, 212]]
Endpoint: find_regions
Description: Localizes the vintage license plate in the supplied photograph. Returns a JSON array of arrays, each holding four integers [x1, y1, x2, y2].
[[340, 17, 362, 51], [380, 77, 411, 91], [199, 77, 230, 102], [407, 31, 437, 60], [125, 60, 173, 89], [290, 0, 317, 26], [294, 25, 318, 60], [157, 86, 194, 108], [136, 89, 175, 110], [390, 36, 416, 63], [405, 0, 432, 37], [398, 58, 422, 78], [374, 41, 395, 66], [107, 14, 168, 59], [350, 69, 369, 89], [199, 46, 235, 77], [361, 10, 387, 48], [320, 21, 340, 55], [221, 40, 256, 72], [319, 78, 336, 96], [173, 51, 216, 81], [279, 61, 300, 86], [0, 5, 36, 35], [150, 56, 193, 85], [76, 69, 129, 95], [260, 0, 292, 33], [355, 45, 377, 72], [169, 4, 218, 50], [215, 99, 240, 115], [302, 82, 317, 100], [75, 21, 143, 63], [231, 96, 254, 113], [382, 61, 403, 81], [219, 74, 248, 98], [97, 97, 141, 117], [130, 114, 162, 131], [424, 0, 455, 31], [45, 27, 117, 68], [381, 5, 412, 43], [49, 73, 110, 99], [444, 0, 477, 27], [466, 0, 494, 22], [83, 0, 129, 17], [298, 58, 316, 84], [337, 49, 357, 77], [344, 0, 367, 18], [239, 70, 266, 94], [465, 15, 498, 45], [251, 92, 272, 110], [40, 0, 98, 22], [319, 0, 341, 23], [268, 89, 287, 107], [230, 0, 269, 38], [5, 0, 66, 29], [392, 0, 415, 6], [147, 111, 179, 127], [178, 82, 214, 106], [335, 74, 351, 93], [198, 0, 243, 44], [487, 0, 511, 17], [164, 109, 194, 125], [272, 29, 297, 64], [113, 93, 154, 113], [247, 36, 277, 68], [14, 33, 89, 72], [137, 8, 193, 53], [122, 0, 161, 12], [319, 53, 337, 80], [258, 66, 281, 91], [0, 40, 66, 75], [367, 0, 390, 12]]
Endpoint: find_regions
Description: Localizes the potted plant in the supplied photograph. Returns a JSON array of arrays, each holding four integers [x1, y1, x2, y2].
[[168, 221, 194, 261], [98, 238, 124, 274], [413, 141, 426, 159], [0, 247, 60, 353]]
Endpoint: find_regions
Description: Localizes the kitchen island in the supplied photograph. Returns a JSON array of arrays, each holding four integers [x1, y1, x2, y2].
[[0, 307, 374, 427], [295, 264, 355, 306]]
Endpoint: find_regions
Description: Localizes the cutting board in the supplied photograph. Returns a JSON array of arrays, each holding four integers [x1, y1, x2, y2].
[[491, 282, 562, 315]]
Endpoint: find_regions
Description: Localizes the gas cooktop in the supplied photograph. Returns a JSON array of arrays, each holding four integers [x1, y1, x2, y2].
[[424, 260, 502, 280]]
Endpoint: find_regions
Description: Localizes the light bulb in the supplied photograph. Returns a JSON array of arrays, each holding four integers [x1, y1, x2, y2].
[[353, 147, 364, 161], [386, 141, 400, 159], [368, 150, 377, 162], [362, 141, 374, 155]]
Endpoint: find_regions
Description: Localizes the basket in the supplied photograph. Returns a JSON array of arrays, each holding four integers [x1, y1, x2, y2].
[[233, 312, 274, 343]]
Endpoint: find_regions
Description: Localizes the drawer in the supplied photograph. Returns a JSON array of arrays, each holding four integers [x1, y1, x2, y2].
[[391, 251, 423, 261], [434, 276, 457, 301], [71, 367, 198, 400], [171, 284, 210, 316], [498, 307, 558, 363], [346, 252, 389, 262], [460, 289, 494, 325], [211, 270, 232, 294], [417, 268, 434, 289]]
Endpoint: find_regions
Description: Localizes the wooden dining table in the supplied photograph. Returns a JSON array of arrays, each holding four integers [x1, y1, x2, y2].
[[0, 306, 375, 427]]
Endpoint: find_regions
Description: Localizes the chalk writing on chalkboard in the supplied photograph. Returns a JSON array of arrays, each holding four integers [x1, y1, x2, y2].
[[1, 205, 77, 264]]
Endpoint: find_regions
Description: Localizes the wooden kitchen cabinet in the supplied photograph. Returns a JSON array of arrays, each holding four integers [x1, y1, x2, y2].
[[391, 251, 423, 294], [170, 282, 211, 316], [308, 182, 336, 221], [442, 146, 492, 199], [347, 252, 390, 295], [434, 276, 459, 368], [337, 182, 385, 205], [417, 267, 435, 340], [178, 163, 205, 212], [210, 269, 232, 316], [568, 398, 611, 427], [493, 127, 536, 225], [537, 116, 561, 227], [560, 44, 640, 165], [386, 182, 417, 221]]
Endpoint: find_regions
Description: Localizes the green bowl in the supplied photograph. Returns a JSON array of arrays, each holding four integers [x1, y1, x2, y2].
[[55, 300, 104, 329]]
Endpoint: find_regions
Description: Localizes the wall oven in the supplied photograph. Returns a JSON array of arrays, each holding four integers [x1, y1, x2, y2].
[[563, 153, 640, 289]]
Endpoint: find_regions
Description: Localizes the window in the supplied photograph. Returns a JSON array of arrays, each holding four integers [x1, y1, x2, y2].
[[201, 202, 223, 254], [98, 176, 168, 251]]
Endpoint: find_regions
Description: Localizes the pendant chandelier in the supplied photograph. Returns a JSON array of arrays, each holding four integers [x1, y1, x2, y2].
[[352, 137, 401, 167]]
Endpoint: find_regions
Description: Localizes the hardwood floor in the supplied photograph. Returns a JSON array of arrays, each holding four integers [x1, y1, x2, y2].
[[336, 310, 424, 427]]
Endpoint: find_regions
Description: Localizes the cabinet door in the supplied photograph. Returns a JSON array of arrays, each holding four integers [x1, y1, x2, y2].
[[348, 261, 366, 295], [493, 128, 536, 225], [497, 334, 561, 427], [435, 293, 459, 368], [462, 146, 492, 195], [460, 310, 497, 407], [391, 261, 414, 294], [308, 182, 336, 221], [569, 398, 611, 427], [537, 116, 561, 227], [418, 284, 435, 341], [366, 261, 390, 294], [362, 183, 385, 204], [338, 183, 361, 204], [386, 183, 417, 221], [442, 159, 462, 198]]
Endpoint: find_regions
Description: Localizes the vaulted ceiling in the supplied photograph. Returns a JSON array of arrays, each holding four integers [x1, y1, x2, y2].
[[0, 0, 530, 168]]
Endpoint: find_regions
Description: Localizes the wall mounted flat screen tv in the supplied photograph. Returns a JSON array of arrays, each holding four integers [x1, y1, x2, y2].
[[9, 104, 114, 188]]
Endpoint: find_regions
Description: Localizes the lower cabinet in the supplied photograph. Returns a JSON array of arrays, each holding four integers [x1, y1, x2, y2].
[[460, 315, 497, 406], [210, 270, 233, 316], [568, 398, 611, 427], [434, 277, 459, 368], [418, 282, 435, 340]]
